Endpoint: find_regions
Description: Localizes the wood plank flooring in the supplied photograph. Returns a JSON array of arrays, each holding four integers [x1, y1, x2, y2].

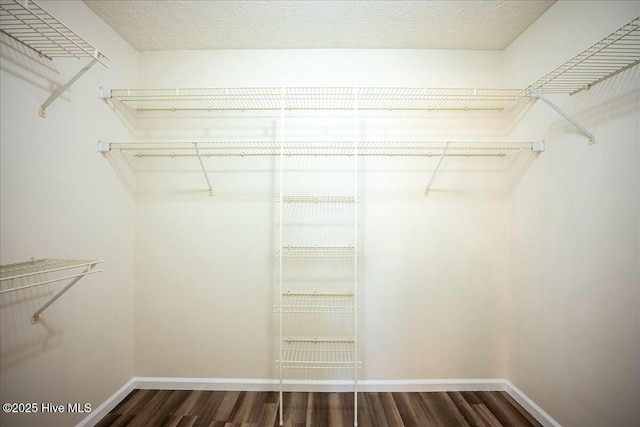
[[96, 390, 543, 427]]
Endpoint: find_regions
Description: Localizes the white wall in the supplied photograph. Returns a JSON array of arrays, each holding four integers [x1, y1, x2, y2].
[[505, 2, 640, 426], [130, 49, 514, 382], [0, 1, 137, 426]]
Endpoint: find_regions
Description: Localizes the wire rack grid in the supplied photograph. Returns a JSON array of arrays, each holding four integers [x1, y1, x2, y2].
[[0, 0, 108, 64], [526, 16, 639, 95], [280, 338, 357, 369], [108, 87, 527, 112]]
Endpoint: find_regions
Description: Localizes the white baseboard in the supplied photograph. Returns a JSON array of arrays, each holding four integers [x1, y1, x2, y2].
[[504, 381, 562, 427], [358, 378, 506, 392], [76, 378, 136, 427], [134, 377, 279, 391], [79, 377, 561, 427], [132, 377, 507, 393]]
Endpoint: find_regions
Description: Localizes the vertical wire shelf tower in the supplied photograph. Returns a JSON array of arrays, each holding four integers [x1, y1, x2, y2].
[[277, 95, 360, 426]]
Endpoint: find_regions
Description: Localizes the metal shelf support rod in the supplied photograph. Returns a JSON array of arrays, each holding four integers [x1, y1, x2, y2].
[[31, 262, 100, 324], [425, 142, 450, 194], [353, 87, 359, 427], [278, 86, 285, 427], [193, 143, 213, 196], [532, 91, 596, 144], [39, 56, 100, 117]]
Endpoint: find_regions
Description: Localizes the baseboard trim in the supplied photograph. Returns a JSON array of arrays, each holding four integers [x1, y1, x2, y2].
[[76, 378, 136, 427], [135, 377, 279, 391], [79, 377, 561, 427], [504, 381, 562, 427], [132, 377, 507, 393], [358, 378, 506, 392]]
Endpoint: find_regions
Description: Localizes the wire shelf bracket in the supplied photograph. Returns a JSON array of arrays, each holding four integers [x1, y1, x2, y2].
[[0, 258, 103, 324], [0, 0, 110, 117], [532, 91, 596, 144], [193, 142, 213, 196], [425, 142, 449, 195]]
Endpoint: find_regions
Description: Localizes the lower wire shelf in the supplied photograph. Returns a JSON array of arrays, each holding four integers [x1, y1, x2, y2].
[[279, 338, 358, 369], [280, 292, 355, 314], [280, 245, 359, 258], [280, 195, 358, 204]]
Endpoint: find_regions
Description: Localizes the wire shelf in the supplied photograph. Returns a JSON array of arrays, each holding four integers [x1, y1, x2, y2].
[[106, 87, 526, 111], [0, 258, 103, 323], [0, 258, 101, 283], [281, 196, 357, 204], [280, 246, 358, 258], [0, 0, 108, 64], [526, 16, 640, 95], [280, 292, 355, 314], [280, 338, 357, 369], [105, 141, 537, 158]]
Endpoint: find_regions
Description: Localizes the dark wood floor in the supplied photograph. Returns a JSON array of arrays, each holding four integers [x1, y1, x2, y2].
[[96, 389, 543, 427]]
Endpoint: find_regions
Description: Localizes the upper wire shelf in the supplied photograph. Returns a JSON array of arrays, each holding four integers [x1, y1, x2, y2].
[[101, 17, 640, 114], [526, 16, 639, 95], [104, 87, 526, 111], [102, 141, 539, 158], [0, 0, 108, 65], [0, 0, 109, 116]]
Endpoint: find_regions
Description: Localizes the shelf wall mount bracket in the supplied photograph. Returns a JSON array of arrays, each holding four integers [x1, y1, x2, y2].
[[39, 55, 100, 118], [425, 142, 450, 195], [0, 259, 103, 324], [97, 140, 111, 153], [532, 91, 595, 145], [532, 141, 545, 153], [30, 261, 101, 324], [193, 143, 214, 196]]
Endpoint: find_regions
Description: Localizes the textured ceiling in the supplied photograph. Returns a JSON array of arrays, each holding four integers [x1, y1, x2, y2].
[[83, 0, 555, 51]]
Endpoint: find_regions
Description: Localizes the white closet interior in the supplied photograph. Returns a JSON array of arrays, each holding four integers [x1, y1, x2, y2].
[[0, 1, 638, 426], [91, 16, 639, 426]]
